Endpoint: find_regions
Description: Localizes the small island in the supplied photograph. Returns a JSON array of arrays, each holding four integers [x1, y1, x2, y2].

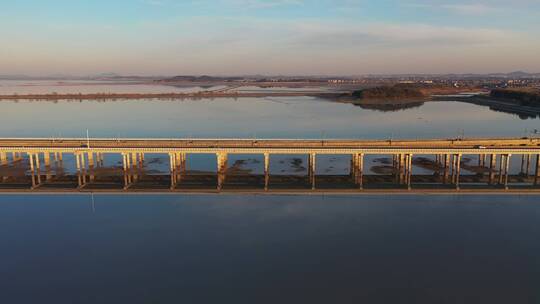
[[351, 85, 426, 100]]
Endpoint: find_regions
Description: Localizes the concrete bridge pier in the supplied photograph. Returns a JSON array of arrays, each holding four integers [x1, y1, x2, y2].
[[121, 153, 134, 190], [0, 152, 7, 182], [520, 154, 531, 176], [535, 155, 540, 186], [75, 152, 88, 189], [27, 153, 35, 188], [75, 152, 82, 187], [478, 154, 487, 168], [173, 153, 180, 184], [57, 152, 63, 164], [130, 153, 139, 183], [489, 154, 497, 185], [443, 154, 450, 184], [217, 152, 228, 191], [408, 154, 414, 189], [264, 153, 270, 191], [0, 152, 7, 166], [452, 154, 462, 189], [450, 154, 457, 185], [44, 152, 50, 168], [393, 154, 399, 183], [498, 154, 511, 189], [43, 152, 53, 182], [354, 153, 364, 189], [392, 154, 398, 182], [169, 153, 177, 190], [35, 153, 42, 186], [138, 153, 144, 167], [174, 153, 186, 183], [309, 153, 316, 190], [28, 153, 42, 189]]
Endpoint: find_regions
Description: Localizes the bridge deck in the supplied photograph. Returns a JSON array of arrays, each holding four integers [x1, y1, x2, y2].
[[1, 137, 539, 154]]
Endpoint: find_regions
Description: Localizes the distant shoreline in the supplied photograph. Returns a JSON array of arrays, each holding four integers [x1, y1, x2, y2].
[[0, 91, 344, 101]]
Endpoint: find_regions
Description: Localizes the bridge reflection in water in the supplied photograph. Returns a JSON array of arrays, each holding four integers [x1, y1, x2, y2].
[[0, 138, 539, 193]]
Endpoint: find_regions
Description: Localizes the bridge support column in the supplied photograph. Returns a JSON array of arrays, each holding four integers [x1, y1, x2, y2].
[[176, 152, 184, 183], [174, 153, 182, 182], [27, 153, 35, 188], [81, 153, 87, 186], [489, 154, 497, 185], [498, 154, 511, 188], [168, 153, 176, 190], [535, 155, 540, 186], [0, 152, 7, 166], [130, 153, 138, 183], [43, 152, 50, 168], [443, 154, 450, 184], [168, 153, 175, 173], [0, 152, 6, 183], [43, 152, 53, 182], [505, 154, 512, 189], [479, 154, 487, 168], [358, 153, 364, 189], [398, 154, 405, 184], [405, 154, 413, 189], [75, 153, 81, 172], [122, 153, 133, 190], [455, 154, 462, 189], [520, 154, 531, 176], [451, 154, 456, 184], [182, 153, 187, 172], [525, 154, 531, 177], [309, 153, 316, 190], [217, 153, 228, 191], [88, 152, 96, 183], [264, 153, 270, 191], [392, 154, 398, 183], [34, 153, 42, 186], [88, 152, 95, 168]]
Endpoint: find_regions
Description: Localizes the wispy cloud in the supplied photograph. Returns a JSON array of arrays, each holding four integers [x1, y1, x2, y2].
[[440, 3, 495, 15], [223, 0, 303, 8], [404, 2, 499, 15]]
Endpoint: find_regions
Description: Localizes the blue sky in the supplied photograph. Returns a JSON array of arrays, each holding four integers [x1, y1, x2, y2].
[[1, 0, 539, 75]]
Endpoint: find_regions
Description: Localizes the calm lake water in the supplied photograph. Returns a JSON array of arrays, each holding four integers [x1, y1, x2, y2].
[[0, 97, 538, 139], [1, 83, 540, 303], [1, 194, 539, 303]]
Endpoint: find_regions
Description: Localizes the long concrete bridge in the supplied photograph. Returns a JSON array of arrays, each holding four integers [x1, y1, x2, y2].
[[1, 137, 539, 193]]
